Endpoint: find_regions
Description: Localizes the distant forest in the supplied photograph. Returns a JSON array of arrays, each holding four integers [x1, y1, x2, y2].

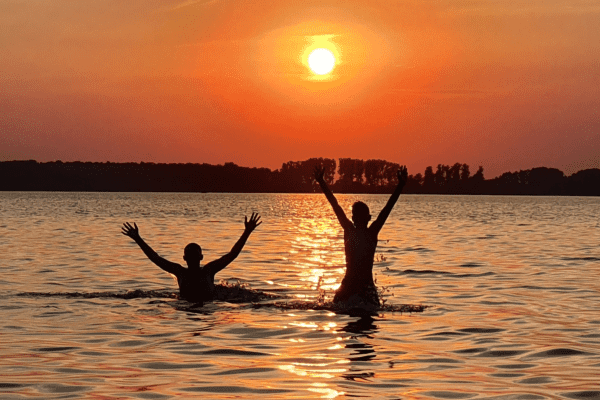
[[1, 159, 599, 196]]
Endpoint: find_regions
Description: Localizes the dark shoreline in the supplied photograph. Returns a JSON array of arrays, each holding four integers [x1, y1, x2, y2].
[[2, 159, 599, 196]]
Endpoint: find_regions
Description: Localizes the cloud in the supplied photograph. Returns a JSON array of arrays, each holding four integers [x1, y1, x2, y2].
[[438, 0, 600, 17], [169, 0, 222, 12]]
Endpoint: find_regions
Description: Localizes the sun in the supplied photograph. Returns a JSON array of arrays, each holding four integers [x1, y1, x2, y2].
[[307, 48, 336, 75]]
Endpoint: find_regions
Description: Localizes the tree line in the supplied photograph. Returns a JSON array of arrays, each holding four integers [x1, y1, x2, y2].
[[1, 159, 599, 195]]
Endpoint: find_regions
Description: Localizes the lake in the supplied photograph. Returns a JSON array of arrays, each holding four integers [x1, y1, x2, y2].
[[1, 192, 599, 399]]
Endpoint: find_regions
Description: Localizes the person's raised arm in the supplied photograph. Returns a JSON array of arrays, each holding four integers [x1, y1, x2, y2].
[[121, 222, 184, 276], [314, 166, 353, 230], [370, 166, 408, 234], [205, 213, 261, 277]]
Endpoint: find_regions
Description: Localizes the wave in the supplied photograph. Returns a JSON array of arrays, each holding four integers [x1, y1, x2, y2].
[[400, 269, 452, 275], [17, 289, 178, 300], [256, 300, 428, 316], [562, 256, 600, 262], [392, 269, 494, 278]]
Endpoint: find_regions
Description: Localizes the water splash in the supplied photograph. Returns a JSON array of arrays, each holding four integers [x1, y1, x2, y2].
[[264, 277, 425, 315], [259, 300, 427, 316], [214, 279, 282, 303]]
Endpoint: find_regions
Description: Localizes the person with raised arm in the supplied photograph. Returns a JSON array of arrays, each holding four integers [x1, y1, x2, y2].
[[121, 213, 262, 304], [314, 165, 408, 309]]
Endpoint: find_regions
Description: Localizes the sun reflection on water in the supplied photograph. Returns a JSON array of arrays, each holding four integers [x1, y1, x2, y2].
[[289, 217, 346, 297], [307, 383, 345, 399], [273, 301, 382, 398]]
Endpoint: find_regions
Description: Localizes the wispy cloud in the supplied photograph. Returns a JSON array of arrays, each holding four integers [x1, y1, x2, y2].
[[438, 1, 600, 17], [175, 38, 248, 48], [169, 0, 223, 12]]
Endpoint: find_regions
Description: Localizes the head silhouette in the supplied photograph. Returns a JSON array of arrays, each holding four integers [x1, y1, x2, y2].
[[352, 201, 371, 228], [183, 243, 203, 266]]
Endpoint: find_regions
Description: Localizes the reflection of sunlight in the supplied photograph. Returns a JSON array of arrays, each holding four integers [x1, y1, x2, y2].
[[323, 322, 337, 331], [297, 268, 342, 291], [290, 218, 346, 297], [290, 322, 319, 329], [277, 310, 350, 397], [308, 383, 345, 399], [288, 321, 338, 331], [278, 363, 347, 379]]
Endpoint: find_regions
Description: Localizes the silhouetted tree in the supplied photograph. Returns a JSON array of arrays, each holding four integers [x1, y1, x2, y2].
[[383, 161, 400, 187], [364, 159, 385, 188], [527, 167, 565, 195], [468, 166, 485, 194], [566, 169, 600, 196], [460, 164, 470, 181], [423, 166, 435, 193], [336, 158, 365, 193], [276, 158, 335, 192], [489, 167, 564, 195], [404, 173, 423, 193]]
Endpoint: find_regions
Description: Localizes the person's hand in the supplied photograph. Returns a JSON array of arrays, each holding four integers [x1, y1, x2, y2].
[[397, 166, 408, 187], [314, 165, 326, 184], [244, 213, 262, 233], [121, 222, 140, 240]]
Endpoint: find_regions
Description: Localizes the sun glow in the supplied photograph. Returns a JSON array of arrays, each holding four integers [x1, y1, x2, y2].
[[244, 20, 399, 138], [308, 48, 335, 75]]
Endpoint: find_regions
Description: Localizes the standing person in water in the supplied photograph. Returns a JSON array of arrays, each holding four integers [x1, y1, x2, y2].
[[121, 213, 261, 304], [314, 165, 408, 308]]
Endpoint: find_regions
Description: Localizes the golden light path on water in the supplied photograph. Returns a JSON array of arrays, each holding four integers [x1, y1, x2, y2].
[[291, 218, 345, 293]]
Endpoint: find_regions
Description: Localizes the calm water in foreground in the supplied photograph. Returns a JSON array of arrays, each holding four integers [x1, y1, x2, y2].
[[1, 192, 599, 399]]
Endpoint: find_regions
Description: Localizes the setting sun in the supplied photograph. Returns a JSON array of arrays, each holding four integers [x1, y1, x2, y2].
[[308, 48, 335, 75]]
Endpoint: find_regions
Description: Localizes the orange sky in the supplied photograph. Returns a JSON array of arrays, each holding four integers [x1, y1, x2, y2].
[[1, 0, 599, 177]]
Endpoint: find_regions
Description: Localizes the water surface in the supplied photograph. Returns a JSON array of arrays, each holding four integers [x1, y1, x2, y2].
[[1, 193, 599, 399]]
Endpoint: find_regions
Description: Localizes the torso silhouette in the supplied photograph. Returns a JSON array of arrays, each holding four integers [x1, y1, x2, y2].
[[334, 225, 379, 305], [177, 267, 214, 303]]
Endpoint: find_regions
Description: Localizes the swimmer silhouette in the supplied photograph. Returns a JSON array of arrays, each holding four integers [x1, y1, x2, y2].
[[121, 213, 261, 304], [314, 165, 408, 309]]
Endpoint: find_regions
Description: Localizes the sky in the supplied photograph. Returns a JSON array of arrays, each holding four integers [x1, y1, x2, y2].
[[1, 0, 599, 178]]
